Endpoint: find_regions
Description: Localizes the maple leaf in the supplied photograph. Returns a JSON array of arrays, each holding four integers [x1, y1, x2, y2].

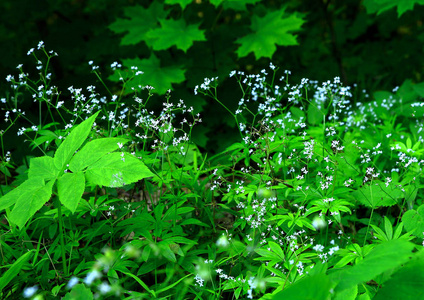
[[363, 0, 424, 17], [146, 19, 206, 52], [108, 2, 168, 46], [108, 55, 185, 95], [235, 9, 304, 60]]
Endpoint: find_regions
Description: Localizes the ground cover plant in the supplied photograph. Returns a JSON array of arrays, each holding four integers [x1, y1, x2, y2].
[[0, 42, 424, 300]]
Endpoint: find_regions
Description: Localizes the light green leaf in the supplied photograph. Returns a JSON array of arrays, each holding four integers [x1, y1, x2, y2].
[[223, 0, 262, 11], [63, 284, 93, 300], [57, 172, 85, 213], [28, 156, 58, 181], [273, 274, 331, 300], [0, 178, 45, 211], [147, 19, 206, 52], [352, 182, 402, 209], [85, 152, 155, 188], [54, 112, 100, 171], [0, 250, 34, 292], [108, 2, 168, 46], [108, 55, 185, 95], [235, 9, 304, 59], [333, 240, 414, 292], [10, 180, 55, 228], [69, 138, 129, 172], [402, 204, 424, 237], [363, 0, 424, 17]]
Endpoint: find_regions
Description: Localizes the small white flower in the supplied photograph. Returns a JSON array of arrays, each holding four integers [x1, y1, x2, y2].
[[23, 286, 38, 298]]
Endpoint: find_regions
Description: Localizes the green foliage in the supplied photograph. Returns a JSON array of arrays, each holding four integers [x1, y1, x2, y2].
[[363, 0, 424, 17]]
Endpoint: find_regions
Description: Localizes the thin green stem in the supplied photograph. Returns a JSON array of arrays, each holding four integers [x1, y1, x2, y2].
[[56, 199, 68, 276]]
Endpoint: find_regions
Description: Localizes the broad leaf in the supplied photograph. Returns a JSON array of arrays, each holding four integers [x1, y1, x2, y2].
[[402, 204, 424, 237], [273, 274, 331, 300], [363, 0, 424, 17], [235, 9, 304, 59], [352, 182, 402, 209], [63, 284, 93, 300], [10, 180, 55, 228], [146, 19, 206, 52], [108, 55, 185, 95], [57, 172, 85, 213], [28, 156, 58, 181], [374, 250, 424, 299], [333, 239, 414, 292], [69, 138, 129, 172], [85, 152, 155, 187], [54, 112, 100, 171], [108, 2, 168, 46], [0, 178, 45, 211]]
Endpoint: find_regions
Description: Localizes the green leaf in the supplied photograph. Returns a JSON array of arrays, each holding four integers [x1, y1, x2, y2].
[[69, 138, 129, 172], [85, 152, 155, 188], [28, 156, 58, 181], [108, 55, 185, 95], [402, 204, 424, 237], [63, 284, 93, 300], [235, 9, 304, 59], [108, 2, 168, 46], [0, 250, 34, 292], [374, 250, 424, 300], [222, 0, 262, 11], [273, 274, 331, 300], [54, 112, 100, 171], [363, 0, 424, 17], [57, 172, 85, 213], [333, 240, 414, 292], [0, 178, 44, 211], [164, 0, 193, 10], [10, 180, 55, 228], [352, 182, 402, 209], [147, 18, 206, 52]]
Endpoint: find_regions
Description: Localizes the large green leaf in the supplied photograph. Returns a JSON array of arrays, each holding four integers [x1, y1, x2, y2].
[[108, 2, 168, 46], [69, 138, 129, 172], [235, 9, 304, 59], [273, 274, 331, 300], [85, 152, 155, 188], [146, 19, 206, 52], [332, 239, 414, 292], [108, 55, 185, 95], [9, 180, 55, 228], [54, 112, 100, 171], [352, 182, 403, 209], [57, 172, 85, 213], [0, 178, 45, 211], [63, 284, 93, 300], [28, 156, 58, 181], [374, 250, 424, 300]]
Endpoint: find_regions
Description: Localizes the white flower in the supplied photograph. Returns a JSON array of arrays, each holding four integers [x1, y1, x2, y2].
[[23, 286, 38, 298]]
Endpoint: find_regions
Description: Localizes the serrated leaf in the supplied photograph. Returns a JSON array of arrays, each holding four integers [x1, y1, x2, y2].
[[54, 112, 100, 171], [69, 138, 129, 172], [108, 55, 185, 95], [57, 172, 85, 213], [235, 9, 304, 59], [352, 182, 402, 209], [28, 156, 58, 181], [147, 19, 206, 52], [10, 180, 55, 228], [108, 2, 168, 46], [223, 0, 262, 11], [85, 152, 155, 188]]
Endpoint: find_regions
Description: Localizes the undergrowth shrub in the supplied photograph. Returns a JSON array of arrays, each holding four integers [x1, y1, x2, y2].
[[0, 43, 424, 299]]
